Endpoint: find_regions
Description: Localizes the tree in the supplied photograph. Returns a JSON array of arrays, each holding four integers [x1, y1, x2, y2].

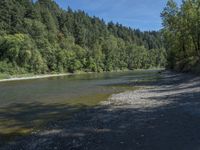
[[162, 0, 200, 72], [0, 0, 166, 75]]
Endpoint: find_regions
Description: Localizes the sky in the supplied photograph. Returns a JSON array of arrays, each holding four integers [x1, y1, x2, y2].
[[53, 0, 182, 31]]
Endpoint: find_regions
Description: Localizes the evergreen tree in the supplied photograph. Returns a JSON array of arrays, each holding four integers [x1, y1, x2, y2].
[[0, 0, 166, 75]]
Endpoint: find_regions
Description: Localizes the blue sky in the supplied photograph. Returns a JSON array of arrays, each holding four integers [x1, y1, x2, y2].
[[53, 0, 182, 31]]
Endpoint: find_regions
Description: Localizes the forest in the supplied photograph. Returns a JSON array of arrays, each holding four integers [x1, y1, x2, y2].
[[0, 0, 166, 75], [162, 0, 200, 73]]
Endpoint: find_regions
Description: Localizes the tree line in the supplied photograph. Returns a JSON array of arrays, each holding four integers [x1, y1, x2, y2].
[[0, 0, 166, 75], [162, 0, 200, 73]]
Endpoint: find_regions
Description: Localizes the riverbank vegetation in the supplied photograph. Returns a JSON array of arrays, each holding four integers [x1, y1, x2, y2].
[[0, 0, 166, 76], [162, 0, 200, 73]]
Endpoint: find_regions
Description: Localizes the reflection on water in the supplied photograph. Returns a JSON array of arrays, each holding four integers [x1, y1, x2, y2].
[[0, 70, 160, 143]]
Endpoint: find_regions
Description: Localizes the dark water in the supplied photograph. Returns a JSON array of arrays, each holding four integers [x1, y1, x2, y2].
[[0, 70, 159, 136]]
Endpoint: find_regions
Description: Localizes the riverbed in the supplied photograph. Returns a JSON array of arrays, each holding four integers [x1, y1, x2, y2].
[[0, 70, 160, 145], [2, 70, 200, 150]]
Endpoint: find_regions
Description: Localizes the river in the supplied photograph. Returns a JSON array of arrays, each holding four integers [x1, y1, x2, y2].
[[0, 70, 159, 141]]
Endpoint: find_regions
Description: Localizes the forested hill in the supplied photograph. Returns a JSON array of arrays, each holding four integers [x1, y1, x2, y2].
[[0, 0, 166, 75]]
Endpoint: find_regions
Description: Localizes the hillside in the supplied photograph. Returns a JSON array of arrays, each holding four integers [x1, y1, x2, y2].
[[0, 0, 166, 75]]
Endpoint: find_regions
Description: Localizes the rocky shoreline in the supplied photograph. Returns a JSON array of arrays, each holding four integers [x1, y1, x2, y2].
[[1, 71, 200, 150]]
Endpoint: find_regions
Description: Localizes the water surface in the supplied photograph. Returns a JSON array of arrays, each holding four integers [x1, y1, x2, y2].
[[0, 70, 160, 139]]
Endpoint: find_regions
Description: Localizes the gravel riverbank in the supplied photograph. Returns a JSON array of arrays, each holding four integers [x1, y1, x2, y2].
[[0, 72, 95, 82], [1, 71, 200, 150], [0, 73, 70, 82]]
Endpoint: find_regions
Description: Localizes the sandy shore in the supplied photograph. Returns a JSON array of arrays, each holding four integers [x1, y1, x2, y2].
[[0, 73, 83, 82]]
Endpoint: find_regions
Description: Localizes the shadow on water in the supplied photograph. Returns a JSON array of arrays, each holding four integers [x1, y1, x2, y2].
[[0, 92, 112, 144], [1, 70, 200, 150], [0, 103, 82, 144]]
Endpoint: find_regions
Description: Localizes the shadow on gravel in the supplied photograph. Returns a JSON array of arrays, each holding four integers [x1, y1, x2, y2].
[[1, 72, 200, 150]]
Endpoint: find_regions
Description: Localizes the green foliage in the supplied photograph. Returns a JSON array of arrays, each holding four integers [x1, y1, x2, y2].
[[0, 0, 166, 75], [162, 0, 200, 72], [0, 34, 46, 73]]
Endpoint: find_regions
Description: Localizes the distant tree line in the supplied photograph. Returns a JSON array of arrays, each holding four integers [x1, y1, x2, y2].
[[0, 0, 166, 75], [162, 0, 200, 73]]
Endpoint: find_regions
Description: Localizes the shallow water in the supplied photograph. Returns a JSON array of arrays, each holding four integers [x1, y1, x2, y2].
[[0, 70, 160, 137], [0, 70, 160, 106]]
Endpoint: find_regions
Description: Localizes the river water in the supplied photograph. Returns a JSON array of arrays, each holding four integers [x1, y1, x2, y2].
[[0, 70, 159, 137]]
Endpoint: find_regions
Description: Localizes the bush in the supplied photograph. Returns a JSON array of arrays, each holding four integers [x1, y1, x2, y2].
[[0, 61, 26, 75]]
